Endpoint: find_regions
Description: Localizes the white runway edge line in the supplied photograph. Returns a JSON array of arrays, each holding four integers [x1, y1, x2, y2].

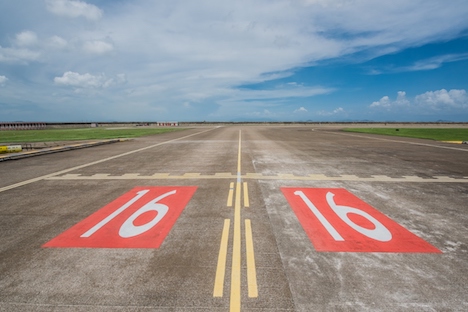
[[327, 130, 468, 152], [0, 128, 216, 193]]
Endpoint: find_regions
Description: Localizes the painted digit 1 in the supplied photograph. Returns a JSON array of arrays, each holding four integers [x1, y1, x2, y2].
[[81, 189, 176, 238], [293, 191, 392, 242], [294, 190, 344, 241]]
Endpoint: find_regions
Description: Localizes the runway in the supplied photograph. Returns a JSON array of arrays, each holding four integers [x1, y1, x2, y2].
[[1, 125, 467, 311]]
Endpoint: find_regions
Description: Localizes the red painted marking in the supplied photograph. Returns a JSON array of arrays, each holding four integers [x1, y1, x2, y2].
[[281, 187, 441, 253], [43, 186, 197, 248]]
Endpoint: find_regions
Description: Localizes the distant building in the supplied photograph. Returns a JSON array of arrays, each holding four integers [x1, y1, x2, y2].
[[156, 122, 178, 126]]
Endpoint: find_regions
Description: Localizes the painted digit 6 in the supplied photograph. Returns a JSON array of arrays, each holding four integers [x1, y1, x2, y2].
[[119, 190, 176, 238], [326, 192, 392, 242]]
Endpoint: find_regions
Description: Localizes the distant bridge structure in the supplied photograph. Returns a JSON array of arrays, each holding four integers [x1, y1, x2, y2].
[[0, 122, 47, 130]]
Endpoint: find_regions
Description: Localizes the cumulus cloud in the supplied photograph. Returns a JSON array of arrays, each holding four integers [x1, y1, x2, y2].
[[370, 91, 410, 109], [294, 106, 308, 113], [54, 71, 125, 88], [45, 0, 102, 20], [415, 89, 468, 110], [83, 41, 113, 54], [0, 75, 8, 86], [0, 46, 40, 63], [15, 31, 38, 47], [47, 35, 68, 49], [370, 89, 467, 112], [0, 31, 42, 63]]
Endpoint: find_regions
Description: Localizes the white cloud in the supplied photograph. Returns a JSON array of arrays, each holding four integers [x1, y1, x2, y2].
[[371, 89, 467, 112], [0, 75, 8, 86], [333, 107, 345, 114], [0, 46, 40, 63], [45, 0, 102, 20], [370, 96, 391, 109], [369, 53, 468, 74], [54, 71, 125, 88], [370, 91, 410, 109], [317, 107, 346, 116], [2, 0, 468, 121], [294, 107, 308, 113], [47, 35, 68, 49], [83, 41, 113, 54], [415, 89, 468, 110], [408, 54, 468, 71], [15, 31, 38, 47], [0, 31, 41, 63], [234, 85, 333, 101]]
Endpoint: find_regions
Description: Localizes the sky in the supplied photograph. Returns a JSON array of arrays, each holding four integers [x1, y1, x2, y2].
[[1, 0, 468, 122]]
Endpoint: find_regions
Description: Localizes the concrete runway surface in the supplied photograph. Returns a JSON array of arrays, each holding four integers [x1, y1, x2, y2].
[[1, 125, 467, 311]]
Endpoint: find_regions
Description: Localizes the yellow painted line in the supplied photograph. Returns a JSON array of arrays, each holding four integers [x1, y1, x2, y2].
[[213, 219, 230, 297], [230, 180, 242, 312], [46, 173, 468, 183], [227, 182, 234, 207], [245, 219, 258, 298], [243, 182, 250, 208], [230, 130, 242, 312], [183, 173, 201, 177], [237, 130, 242, 176]]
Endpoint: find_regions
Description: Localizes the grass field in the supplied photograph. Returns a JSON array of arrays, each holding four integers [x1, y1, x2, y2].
[[0, 127, 184, 143], [343, 128, 468, 141]]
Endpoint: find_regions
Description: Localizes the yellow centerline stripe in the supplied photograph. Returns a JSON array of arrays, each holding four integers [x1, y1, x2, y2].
[[230, 130, 242, 312], [237, 130, 242, 176], [227, 182, 234, 207], [245, 219, 258, 298], [243, 182, 250, 208], [213, 219, 231, 297]]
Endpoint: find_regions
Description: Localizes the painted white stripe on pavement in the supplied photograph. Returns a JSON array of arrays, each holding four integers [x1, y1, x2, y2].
[[0, 128, 215, 193]]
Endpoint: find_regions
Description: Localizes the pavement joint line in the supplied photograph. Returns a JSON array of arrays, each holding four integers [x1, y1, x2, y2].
[[0, 128, 216, 193], [45, 173, 468, 182], [327, 130, 468, 152]]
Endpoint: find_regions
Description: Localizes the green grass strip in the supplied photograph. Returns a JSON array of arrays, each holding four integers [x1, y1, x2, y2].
[[343, 128, 468, 141], [0, 127, 185, 143]]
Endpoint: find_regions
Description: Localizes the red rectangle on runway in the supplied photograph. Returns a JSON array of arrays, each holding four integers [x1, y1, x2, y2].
[[281, 187, 441, 253], [43, 186, 197, 248]]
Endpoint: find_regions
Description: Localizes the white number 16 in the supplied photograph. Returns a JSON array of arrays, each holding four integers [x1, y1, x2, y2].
[[294, 191, 392, 242]]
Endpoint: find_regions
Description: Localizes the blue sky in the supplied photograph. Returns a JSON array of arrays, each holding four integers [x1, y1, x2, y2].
[[1, 0, 468, 122]]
